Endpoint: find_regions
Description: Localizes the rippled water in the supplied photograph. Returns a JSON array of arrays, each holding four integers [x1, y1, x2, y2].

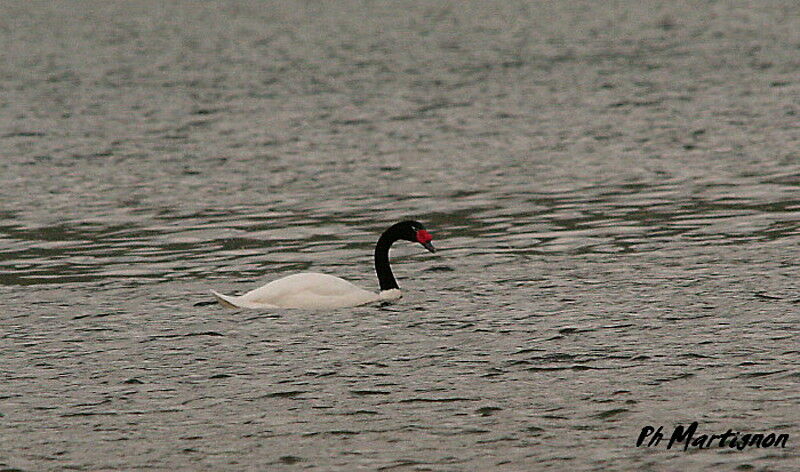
[[1, 1, 799, 471]]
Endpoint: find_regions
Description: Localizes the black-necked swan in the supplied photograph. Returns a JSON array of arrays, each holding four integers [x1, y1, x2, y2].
[[211, 220, 435, 309]]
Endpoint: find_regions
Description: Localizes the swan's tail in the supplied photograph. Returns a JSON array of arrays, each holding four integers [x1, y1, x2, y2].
[[211, 290, 242, 308], [211, 290, 278, 309]]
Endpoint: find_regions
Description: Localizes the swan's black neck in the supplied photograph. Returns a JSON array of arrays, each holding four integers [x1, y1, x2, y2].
[[375, 226, 402, 291]]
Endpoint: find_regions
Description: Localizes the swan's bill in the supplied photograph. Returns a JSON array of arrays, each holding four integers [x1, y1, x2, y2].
[[415, 229, 435, 253]]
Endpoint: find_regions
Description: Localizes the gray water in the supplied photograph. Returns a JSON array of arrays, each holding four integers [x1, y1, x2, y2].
[[1, 1, 798, 471]]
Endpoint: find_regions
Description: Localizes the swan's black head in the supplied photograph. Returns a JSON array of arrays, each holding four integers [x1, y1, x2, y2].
[[392, 220, 435, 253]]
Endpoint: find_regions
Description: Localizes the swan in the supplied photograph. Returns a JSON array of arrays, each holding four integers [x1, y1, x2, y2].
[[211, 220, 436, 310]]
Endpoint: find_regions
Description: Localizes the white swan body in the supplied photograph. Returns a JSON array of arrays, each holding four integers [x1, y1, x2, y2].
[[212, 220, 434, 311], [212, 273, 402, 310]]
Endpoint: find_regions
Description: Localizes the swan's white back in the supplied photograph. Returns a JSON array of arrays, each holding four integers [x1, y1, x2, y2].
[[212, 272, 401, 310]]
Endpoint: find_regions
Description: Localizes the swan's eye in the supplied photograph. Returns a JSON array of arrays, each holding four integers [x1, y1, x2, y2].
[[415, 229, 432, 244]]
